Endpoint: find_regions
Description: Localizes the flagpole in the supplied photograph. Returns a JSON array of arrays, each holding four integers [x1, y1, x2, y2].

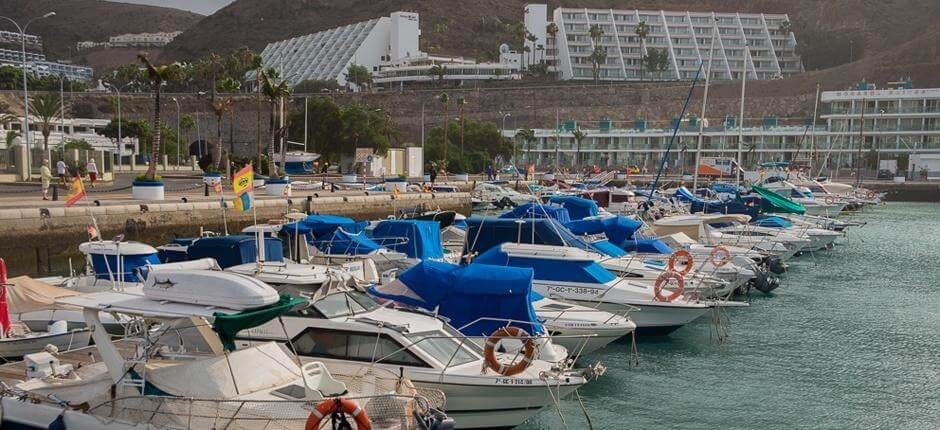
[[220, 177, 229, 236]]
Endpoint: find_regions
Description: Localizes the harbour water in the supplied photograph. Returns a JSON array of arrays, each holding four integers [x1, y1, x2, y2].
[[520, 202, 940, 429]]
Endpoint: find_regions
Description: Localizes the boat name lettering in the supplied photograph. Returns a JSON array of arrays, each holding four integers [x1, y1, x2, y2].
[[545, 286, 599, 296], [494, 378, 534, 385]]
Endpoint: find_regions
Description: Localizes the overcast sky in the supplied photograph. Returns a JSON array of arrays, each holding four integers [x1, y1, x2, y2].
[[106, 0, 235, 16]]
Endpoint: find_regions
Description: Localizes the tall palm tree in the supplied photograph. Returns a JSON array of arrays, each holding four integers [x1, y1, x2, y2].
[[635, 21, 651, 79], [588, 47, 608, 84], [456, 97, 467, 161], [28, 93, 63, 159], [0, 101, 16, 128], [259, 68, 293, 178], [428, 64, 447, 83], [250, 53, 265, 173], [572, 128, 587, 169], [526, 32, 538, 66], [138, 53, 181, 181], [438, 92, 450, 169], [208, 98, 234, 170], [514, 127, 535, 166], [589, 24, 604, 45]]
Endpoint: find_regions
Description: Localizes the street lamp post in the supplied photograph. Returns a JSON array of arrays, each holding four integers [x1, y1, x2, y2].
[[105, 83, 124, 170], [172, 97, 181, 166], [0, 11, 56, 178]]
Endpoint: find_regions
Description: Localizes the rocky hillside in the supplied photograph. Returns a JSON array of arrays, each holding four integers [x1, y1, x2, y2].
[[160, 0, 940, 71], [0, 0, 202, 60]]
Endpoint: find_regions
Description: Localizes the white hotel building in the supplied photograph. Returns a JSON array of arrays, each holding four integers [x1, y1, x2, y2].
[[519, 4, 803, 82], [503, 84, 940, 175], [259, 12, 517, 89]]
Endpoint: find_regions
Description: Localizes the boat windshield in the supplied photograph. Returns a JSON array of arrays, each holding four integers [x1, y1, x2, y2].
[[311, 291, 380, 318], [404, 330, 480, 368]]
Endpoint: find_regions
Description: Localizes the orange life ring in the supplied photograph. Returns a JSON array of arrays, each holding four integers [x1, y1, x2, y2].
[[667, 249, 694, 275], [306, 398, 371, 430], [866, 191, 876, 199], [709, 246, 731, 267], [483, 327, 537, 376], [654, 270, 685, 302], [824, 195, 836, 205]]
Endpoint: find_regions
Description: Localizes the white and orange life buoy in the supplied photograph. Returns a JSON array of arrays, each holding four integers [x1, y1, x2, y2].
[[305, 398, 371, 430], [667, 249, 694, 275], [824, 195, 836, 205], [708, 246, 732, 267], [654, 270, 685, 302], [866, 191, 876, 199], [483, 326, 537, 376]]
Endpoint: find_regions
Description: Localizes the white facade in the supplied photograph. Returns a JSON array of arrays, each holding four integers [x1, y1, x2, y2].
[[521, 4, 802, 82], [0, 48, 94, 82], [108, 31, 181, 48], [0, 31, 42, 50], [524, 3, 549, 69], [2, 117, 132, 155]]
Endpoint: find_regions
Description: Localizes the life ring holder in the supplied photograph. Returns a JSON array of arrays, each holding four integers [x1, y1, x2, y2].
[[709, 246, 732, 267], [305, 398, 371, 430], [483, 326, 537, 376], [667, 249, 694, 275], [654, 271, 685, 302]]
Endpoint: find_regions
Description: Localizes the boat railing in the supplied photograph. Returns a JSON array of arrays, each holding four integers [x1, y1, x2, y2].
[[87, 393, 445, 430]]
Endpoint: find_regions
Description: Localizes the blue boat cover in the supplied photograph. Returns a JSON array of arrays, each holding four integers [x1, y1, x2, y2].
[[369, 261, 543, 337], [589, 240, 627, 257], [474, 246, 616, 284], [371, 220, 444, 260], [90, 252, 160, 282], [619, 239, 673, 254], [315, 228, 382, 255], [464, 216, 595, 257], [565, 217, 643, 247], [548, 196, 599, 221], [675, 187, 761, 217], [185, 236, 284, 268], [499, 203, 571, 223], [283, 215, 367, 239], [751, 216, 793, 228]]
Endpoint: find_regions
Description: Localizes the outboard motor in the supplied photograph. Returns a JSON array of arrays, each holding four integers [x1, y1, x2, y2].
[[751, 271, 780, 294], [766, 256, 787, 275]]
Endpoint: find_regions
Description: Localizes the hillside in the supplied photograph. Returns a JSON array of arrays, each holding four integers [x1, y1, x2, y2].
[[0, 0, 202, 60], [160, 0, 940, 71]]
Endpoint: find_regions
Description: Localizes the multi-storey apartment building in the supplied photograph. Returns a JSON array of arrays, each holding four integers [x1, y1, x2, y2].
[[522, 4, 803, 82], [0, 48, 94, 82]]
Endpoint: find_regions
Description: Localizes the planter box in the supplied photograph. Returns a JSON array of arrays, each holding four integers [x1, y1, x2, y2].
[[342, 174, 358, 183], [265, 178, 291, 196], [132, 180, 165, 201], [455, 173, 469, 182]]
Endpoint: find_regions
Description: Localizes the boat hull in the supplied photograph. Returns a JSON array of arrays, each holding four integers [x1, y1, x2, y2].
[[0, 329, 92, 358]]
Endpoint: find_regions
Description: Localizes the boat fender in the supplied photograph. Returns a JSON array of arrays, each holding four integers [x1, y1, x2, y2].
[[824, 195, 837, 205], [483, 327, 537, 376], [306, 398, 371, 430], [708, 246, 732, 267], [654, 271, 685, 302], [667, 250, 694, 275]]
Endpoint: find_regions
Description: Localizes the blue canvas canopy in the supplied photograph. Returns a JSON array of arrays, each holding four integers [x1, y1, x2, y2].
[[587, 240, 626, 257], [464, 216, 596, 257], [371, 220, 444, 260], [499, 203, 571, 223], [185, 236, 284, 268], [618, 239, 673, 254], [675, 187, 760, 217], [751, 216, 793, 228], [548, 196, 599, 221], [89, 251, 160, 282], [314, 228, 382, 255], [283, 215, 367, 239], [474, 246, 616, 285], [565, 216, 643, 248], [369, 261, 543, 337]]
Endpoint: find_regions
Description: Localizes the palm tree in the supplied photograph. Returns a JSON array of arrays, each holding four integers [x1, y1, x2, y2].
[[428, 64, 447, 83], [572, 128, 586, 169], [514, 127, 535, 166], [635, 21, 651, 79], [208, 98, 234, 170], [249, 53, 265, 173], [546, 23, 559, 40], [526, 32, 538, 66], [28, 94, 63, 159], [456, 97, 467, 161], [259, 68, 293, 178], [778, 20, 792, 35], [138, 53, 181, 181], [589, 24, 604, 45], [438, 92, 450, 169], [0, 101, 16, 128], [513, 127, 534, 174], [588, 47, 608, 84]]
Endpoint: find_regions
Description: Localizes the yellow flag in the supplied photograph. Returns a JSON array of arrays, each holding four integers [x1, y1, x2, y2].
[[233, 164, 254, 196]]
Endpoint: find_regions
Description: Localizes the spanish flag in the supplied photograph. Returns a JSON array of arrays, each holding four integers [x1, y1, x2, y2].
[[65, 176, 86, 207], [233, 164, 254, 196], [232, 192, 252, 212]]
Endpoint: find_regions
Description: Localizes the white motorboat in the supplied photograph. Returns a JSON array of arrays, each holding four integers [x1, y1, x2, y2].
[[650, 214, 807, 260], [532, 297, 636, 356], [472, 182, 537, 208], [0, 268, 452, 429], [474, 243, 714, 336]]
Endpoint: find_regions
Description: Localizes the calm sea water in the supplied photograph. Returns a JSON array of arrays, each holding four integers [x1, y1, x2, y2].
[[519, 202, 940, 429]]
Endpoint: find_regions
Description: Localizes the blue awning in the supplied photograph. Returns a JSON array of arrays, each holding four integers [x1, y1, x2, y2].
[[284, 215, 367, 239], [548, 196, 599, 221], [185, 236, 284, 268], [499, 203, 571, 223], [371, 220, 444, 260], [619, 238, 673, 254], [464, 216, 596, 257], [369, 260, 543, 337], [315, 228, 382, 255], [474, 246, 616, 284]]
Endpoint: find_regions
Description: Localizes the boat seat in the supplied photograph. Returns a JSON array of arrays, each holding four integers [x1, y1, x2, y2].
[[302, 361, 347, 399]]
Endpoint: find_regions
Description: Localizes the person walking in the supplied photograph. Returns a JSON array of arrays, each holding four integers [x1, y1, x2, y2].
[[429, 161, 438, 185], [40, 159, 53, 200], [86, 158, 99, 188], [56, 159, 68, 185]]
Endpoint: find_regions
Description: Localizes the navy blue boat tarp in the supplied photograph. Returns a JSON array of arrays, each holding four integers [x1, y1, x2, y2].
[[675, 187, 760, 217], [315, 228, 382, 255], [565, 216, 643, 247], [618, 239, 673, 254], [464, 216, 595, 257], [283, 215, 367, 239], [158, 238, 197, 263], [90, 252, 160, 282], [548, 196, 599, 221], [499, 203, 571, 223], [369, 260, 543, 337], [588, 240, 627, 257], [184, 236, 284, 268], [474, 246, 616, 285], [371, 220, 444, 260]]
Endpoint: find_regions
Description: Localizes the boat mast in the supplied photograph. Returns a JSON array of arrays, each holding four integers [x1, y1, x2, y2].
[[854, 96, 867, 188], [736, 43, 750, 187], [692, 18, 718, 193], [809, 83, 820, 175]]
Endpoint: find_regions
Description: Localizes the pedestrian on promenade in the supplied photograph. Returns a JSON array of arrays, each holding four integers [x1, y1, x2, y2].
[[56, 159, 68, 185], [429, 162, 438, 185], [86, 159, 98, 188], [40, 159, 52, 200]]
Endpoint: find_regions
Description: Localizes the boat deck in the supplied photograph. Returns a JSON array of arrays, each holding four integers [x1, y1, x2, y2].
[[0, 339, 137, 384]]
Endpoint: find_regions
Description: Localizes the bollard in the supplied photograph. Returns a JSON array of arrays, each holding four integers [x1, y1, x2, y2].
[[52, 184, 59, 201], [204, 183, 209, 197]]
